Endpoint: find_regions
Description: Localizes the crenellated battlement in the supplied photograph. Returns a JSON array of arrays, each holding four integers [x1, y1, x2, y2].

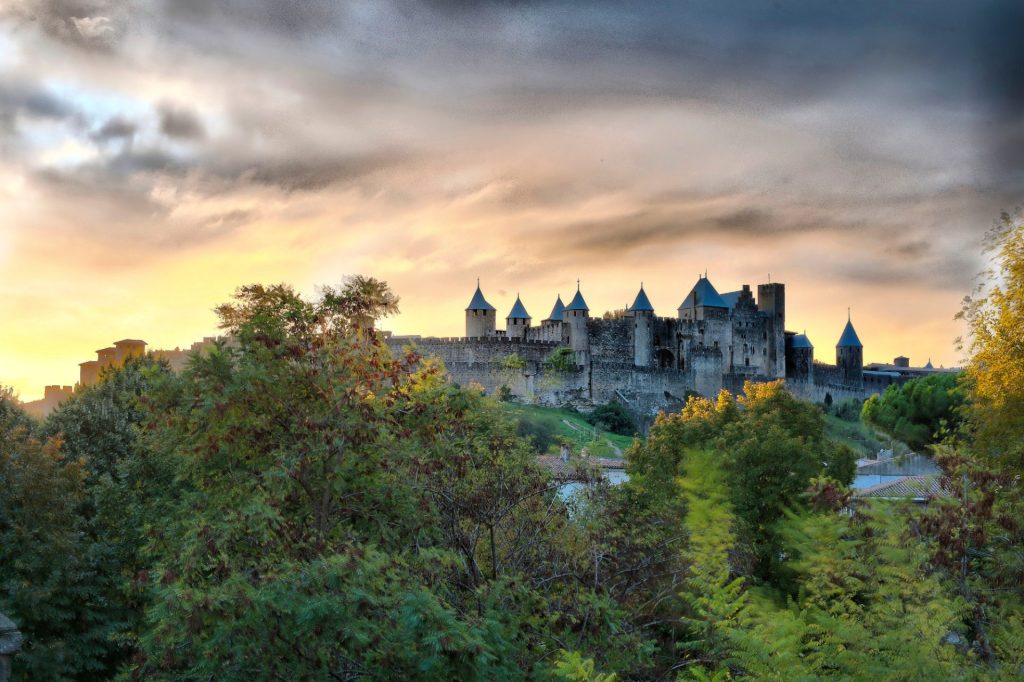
[[393, 336, 560, 347]]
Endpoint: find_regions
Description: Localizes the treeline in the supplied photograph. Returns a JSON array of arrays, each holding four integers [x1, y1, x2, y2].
[[2, 212, 1024, 680]]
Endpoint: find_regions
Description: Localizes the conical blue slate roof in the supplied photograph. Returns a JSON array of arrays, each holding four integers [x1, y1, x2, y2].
[[678, 276, 729, 310], [924, 358, 934, 369], [547, 295, 565, 321], [837, 320, 863, 348], [566, 288, 589, 312], [791, 333, 813, 349], [507, 295, 531, 320], [630, 285, 654, 312], [465, 283, 496, 311]]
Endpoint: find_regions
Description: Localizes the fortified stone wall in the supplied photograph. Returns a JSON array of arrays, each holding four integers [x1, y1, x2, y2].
[[588, 318, 632, 362], [731, 310, 771, 375], [392, 336, 559, 366], [690, 347, 725, 397], [786, 378, 867, 405], [590, 362, 694, 414], [388, 336, 585, 405]]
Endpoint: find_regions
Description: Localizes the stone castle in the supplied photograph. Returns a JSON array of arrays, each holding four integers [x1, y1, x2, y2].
[[387, 275, 952, 414]]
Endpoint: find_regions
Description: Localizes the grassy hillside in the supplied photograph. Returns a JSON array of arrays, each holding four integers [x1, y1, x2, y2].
[[499, 402, 637, 459], [824, 413, 901, 459]]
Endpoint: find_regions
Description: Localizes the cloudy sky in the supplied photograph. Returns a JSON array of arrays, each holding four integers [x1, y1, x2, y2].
[[2, 1, 1022, 399]]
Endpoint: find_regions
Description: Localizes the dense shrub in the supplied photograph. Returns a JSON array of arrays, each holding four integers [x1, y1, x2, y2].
[[585, 401, 635, 436]]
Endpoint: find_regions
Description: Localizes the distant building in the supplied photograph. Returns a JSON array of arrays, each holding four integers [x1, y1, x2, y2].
[[25, 336, 223, 417], [21, 385, 74, 418]]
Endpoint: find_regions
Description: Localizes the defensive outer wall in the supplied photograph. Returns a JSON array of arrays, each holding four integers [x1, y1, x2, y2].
[[385, 276, 953, 416]]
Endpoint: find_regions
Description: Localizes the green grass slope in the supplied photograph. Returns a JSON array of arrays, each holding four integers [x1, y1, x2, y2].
[[499, 402, 637, 459], [824, 413, 905, 459]]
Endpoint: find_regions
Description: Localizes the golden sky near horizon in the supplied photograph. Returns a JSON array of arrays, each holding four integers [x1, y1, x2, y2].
[[2, 1, 1021, 401]]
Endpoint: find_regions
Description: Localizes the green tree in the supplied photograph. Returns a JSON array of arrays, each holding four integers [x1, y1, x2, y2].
[[925, 209, 1024, 670], [861, 373, 964, 451], [129, 281, 642, 679], [628, 381, 856, 580], [41, 356, 183, 674], [0, 397, 103, 680], [738, 508, 965, 681]]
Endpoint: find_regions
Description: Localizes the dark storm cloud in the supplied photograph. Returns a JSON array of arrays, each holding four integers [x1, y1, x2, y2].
[[975, 1, 1024, 181], [0, 81, 78, 124], [157, 103, 206, 140], [239, 153, 408, 193], [146, 0, 1023, 175], [159, 0, 344, 38], [90, 115, 135, 142], [548, 202, 843, 258], [4, 0, 1021, 280]]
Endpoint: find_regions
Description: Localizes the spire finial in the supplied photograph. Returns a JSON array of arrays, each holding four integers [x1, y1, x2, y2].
[[477, 277, 480, 288], [576, 278, 580, 291], [704, 268, 708, 278], [848, 307, 851, 322]]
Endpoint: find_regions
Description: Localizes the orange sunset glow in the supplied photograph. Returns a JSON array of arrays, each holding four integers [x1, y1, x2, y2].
[[2, 2, 1020, 401]]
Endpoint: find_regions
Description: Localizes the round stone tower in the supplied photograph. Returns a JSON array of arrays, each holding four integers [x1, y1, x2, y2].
[[564, 283, 590, 365], [505, 294, 531, 340], [630, 283, 654, 367], [465, 280, 496, 338], [836, 314, 863, 385], [788, 331, 814, 382]]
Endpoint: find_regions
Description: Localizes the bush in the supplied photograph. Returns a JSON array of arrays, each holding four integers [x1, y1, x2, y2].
[[830, 398, 863, 421], [585, 402, 635, 436], [515, 417, 557, 453], [546, 346, 577, 373]]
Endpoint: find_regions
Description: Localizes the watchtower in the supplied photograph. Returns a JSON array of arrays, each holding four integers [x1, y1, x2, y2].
[[836, 313, 863, 385], [505, 294, 531, 340], [465, 281, 496, 338], [564, 283, 590, 365], [630, 284, 654, 367]]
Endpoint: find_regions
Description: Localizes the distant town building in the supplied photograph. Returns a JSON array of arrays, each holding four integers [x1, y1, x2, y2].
[[23, 336, 222, 417]]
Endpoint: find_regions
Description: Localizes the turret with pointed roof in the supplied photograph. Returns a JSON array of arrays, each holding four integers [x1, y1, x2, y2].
[[630, 283, 654, 313], [566, 286, 589, 313], [466, 280, 496, 312], [791, 332, 813, 349], [507, 294, 530, 320], [631, 283, 655, 367], [678, 275, 729, 320], [836, 312, 864, 385], [565, 280, 590, 359], [837, 318, 863, 348], [465, 279, 497, 337], [505, 294, 532, 339], [545, 295, 565, 322], [788, 330, 814, 381]]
